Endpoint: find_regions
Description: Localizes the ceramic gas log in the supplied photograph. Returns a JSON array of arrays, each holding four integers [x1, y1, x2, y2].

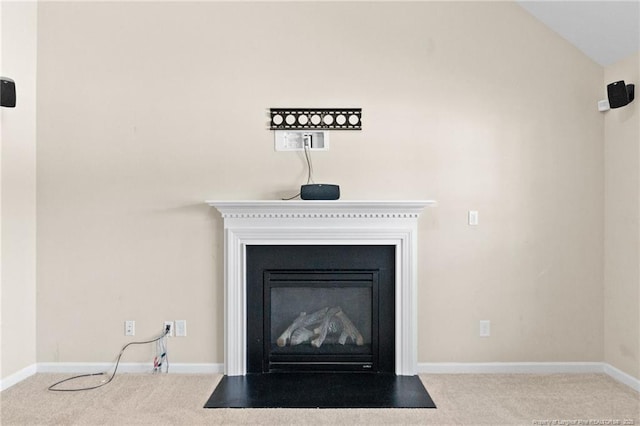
[[276, 307, 364, 349]]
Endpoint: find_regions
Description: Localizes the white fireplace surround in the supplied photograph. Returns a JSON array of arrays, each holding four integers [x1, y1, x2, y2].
[[207, 200, 436, 376]]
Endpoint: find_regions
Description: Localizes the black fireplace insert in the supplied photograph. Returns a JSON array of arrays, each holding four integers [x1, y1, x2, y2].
[[246, 245, 395, 374]]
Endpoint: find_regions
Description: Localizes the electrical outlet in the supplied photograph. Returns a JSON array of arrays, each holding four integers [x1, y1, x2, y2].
[[175, 320, 187, 337], [479, 320, 491, 337], [274, 130, 329, 151], [164, 321, 174, 337], [125, 320, 135, 336]]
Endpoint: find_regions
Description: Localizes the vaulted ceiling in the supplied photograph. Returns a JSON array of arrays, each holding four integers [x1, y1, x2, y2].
[[517, 1, 639, 67]]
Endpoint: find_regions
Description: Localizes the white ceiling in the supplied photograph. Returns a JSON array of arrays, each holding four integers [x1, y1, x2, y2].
[[517, 1, 640, 67]]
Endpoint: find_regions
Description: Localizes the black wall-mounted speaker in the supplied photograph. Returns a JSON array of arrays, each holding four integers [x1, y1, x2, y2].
[[300, 184, 340, 200], [607, 80, 635, 109], [1, 78, 16, 108]]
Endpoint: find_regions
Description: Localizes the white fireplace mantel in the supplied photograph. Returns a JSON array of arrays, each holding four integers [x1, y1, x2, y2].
[[206, 200, 436, 376]]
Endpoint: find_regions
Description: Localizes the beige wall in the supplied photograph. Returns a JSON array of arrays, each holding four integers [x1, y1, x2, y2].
[[1, 0, 38, 381], [604, 52, 640, 379], [36, 2, 605, 365]]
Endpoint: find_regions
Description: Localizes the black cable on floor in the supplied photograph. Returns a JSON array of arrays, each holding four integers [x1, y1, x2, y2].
[[48, 327, 169, 392]]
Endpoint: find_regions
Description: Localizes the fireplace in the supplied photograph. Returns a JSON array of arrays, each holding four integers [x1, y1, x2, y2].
[[206, 200, 436, 376], [246, 245, 395, 373]]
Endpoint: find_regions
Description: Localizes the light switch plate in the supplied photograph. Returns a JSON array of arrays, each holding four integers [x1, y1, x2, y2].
[[469, 210, 479, 226]]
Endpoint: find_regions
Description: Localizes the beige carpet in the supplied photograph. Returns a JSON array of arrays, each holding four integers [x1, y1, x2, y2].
[[1, 373, 638, 425]]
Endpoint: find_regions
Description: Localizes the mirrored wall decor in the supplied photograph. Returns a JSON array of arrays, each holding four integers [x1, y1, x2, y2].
[[270, 108, 362, 130]]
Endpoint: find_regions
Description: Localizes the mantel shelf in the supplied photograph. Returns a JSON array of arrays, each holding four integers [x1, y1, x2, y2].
[[206, 200, 436, 219]]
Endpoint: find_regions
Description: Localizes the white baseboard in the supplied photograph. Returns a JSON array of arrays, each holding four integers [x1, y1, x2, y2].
[[419, 362, 640, 392], [36, 362, 224, 375], [603, 363, 640, 392], [3, 362, 637, 393], [0, 364, 37, 392], [418, 362, 604, 374], [168, 363, 224, 374]]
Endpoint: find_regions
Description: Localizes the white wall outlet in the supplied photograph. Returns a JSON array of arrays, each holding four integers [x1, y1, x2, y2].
[[125, 320, 135, 336], [479, 320, 491, 337], [175, 320, 187, 337], [274, 130, 329, 151], [164, 321, 174, 337], [468, 210, 479, 226]]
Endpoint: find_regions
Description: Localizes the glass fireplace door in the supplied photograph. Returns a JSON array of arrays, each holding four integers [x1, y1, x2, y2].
[[264, 271, 379, 372]]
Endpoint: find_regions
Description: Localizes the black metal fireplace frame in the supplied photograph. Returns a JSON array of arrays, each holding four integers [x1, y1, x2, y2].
[[246, 245, 395, 374]]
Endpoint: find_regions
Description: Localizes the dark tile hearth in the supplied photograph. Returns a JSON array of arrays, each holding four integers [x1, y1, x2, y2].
[[204, 373, 437, 409]]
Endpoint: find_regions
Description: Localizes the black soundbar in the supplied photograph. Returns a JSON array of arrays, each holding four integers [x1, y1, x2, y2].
[[300, 184, 340, 200]]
